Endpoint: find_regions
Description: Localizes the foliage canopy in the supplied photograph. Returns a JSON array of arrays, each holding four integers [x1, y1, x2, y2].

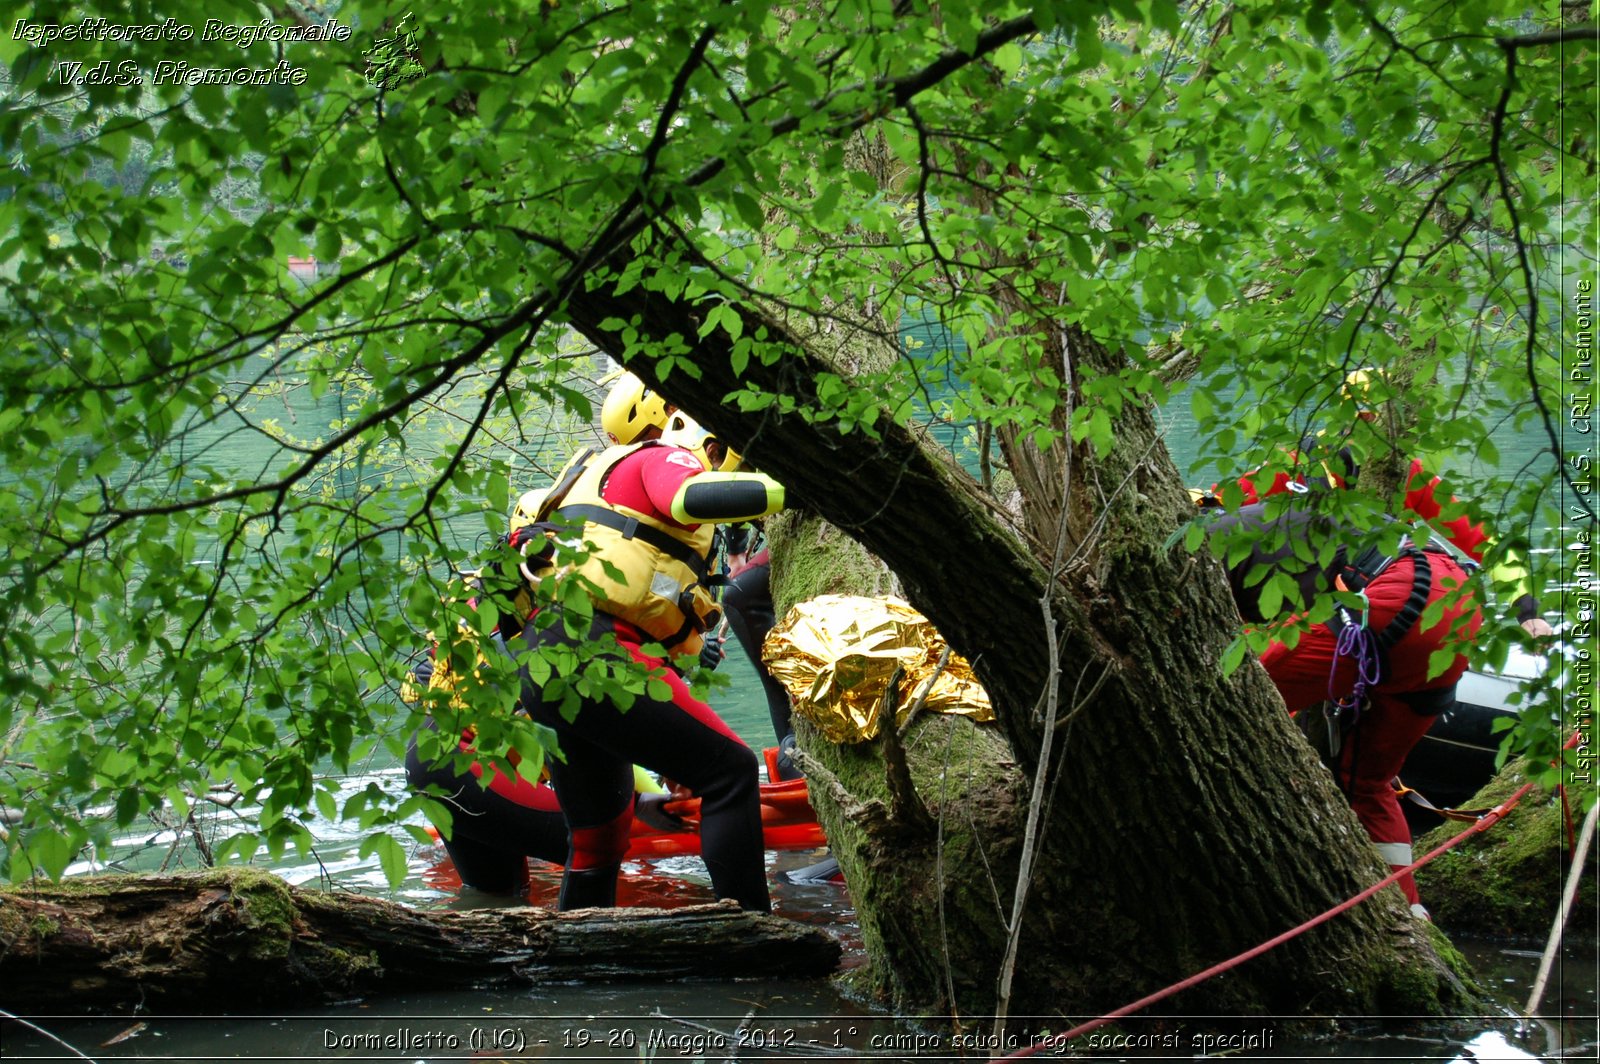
[[0, 0, 1591, 883]]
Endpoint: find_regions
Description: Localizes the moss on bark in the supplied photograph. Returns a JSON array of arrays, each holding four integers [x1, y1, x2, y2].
[[0, 870, 841, 1011], [815, 715, 1026, 1014], [1415, 760, 1596, 940], [765, 511, 895, 605]]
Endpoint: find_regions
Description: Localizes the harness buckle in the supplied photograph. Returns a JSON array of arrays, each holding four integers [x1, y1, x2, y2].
[[1334, 595, 1369, 634]]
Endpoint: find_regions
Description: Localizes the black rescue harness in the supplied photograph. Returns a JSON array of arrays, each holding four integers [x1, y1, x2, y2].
[[1305, 545, 1453, 777], [1329, 544, 1435, 685]]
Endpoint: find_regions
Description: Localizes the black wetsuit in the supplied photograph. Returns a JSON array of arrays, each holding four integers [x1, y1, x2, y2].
[[404, 717, 569, 894], [519, 611, 770, 912], [721, 554, 794, 745]]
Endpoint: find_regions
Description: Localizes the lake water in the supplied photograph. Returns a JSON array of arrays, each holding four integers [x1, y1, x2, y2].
[[21, 728, 1598, 1063], [6, 818, 1598, 1063]]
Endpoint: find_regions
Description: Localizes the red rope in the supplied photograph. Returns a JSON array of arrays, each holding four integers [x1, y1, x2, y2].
[[998, 780, 1538, 1060], [1560, 782, 1575, 853]]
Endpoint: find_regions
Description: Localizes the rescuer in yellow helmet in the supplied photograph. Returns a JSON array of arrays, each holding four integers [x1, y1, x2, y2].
[[599, 370, 674, 445], [513, 402, 786, 913]]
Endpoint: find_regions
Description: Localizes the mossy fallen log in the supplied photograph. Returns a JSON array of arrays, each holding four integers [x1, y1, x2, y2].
[[0, 869, 841, 1012], [1415, 759, 1597, 940]]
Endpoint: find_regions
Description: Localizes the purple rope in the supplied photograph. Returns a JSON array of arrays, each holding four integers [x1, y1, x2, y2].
[[1330, 607, 1382, 718]]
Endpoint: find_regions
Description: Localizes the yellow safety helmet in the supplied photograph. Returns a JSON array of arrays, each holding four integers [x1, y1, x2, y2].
[[510, 487, 550, 534], [1341, 367, 1384, 420], [660, 411, 742, 472], [600, 371, 673, 445], [1341, 367, 1380, 401]]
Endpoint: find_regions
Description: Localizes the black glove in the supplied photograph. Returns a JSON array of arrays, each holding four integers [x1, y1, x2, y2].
[[634, 792, 689, 834], [508, 525, 555, 565], [698, 631, 726, 671]]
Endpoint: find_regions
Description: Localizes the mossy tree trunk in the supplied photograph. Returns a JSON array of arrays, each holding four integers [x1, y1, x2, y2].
[[561, 232, 1478, 1026]]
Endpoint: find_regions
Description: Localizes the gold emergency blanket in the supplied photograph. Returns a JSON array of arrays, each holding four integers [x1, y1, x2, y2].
[[762, 595, 993, 743]]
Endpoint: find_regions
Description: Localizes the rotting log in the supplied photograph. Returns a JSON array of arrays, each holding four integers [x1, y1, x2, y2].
[[0, 869, 841, 1012]]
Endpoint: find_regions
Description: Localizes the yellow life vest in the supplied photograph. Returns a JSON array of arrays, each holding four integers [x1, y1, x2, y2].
[[538, 442, 720, 656]]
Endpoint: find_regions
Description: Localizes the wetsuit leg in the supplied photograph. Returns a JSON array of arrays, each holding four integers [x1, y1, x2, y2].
[[723, 559, 796, 750], [405, 723, 569, 893], [546, 729, 634, 911], [521, 612, 770, 912]]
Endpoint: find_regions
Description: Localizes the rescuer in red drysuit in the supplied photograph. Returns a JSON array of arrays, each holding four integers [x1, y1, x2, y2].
[[1211, 503, 1482, 917]]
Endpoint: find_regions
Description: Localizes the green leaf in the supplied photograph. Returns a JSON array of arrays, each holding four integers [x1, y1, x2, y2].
[[717, 304, 743, 342], [1219, 636, 1249, 677], [813, 181, 841, 223], [361, 832, 410, 889], [314, 787, 338, 823], [1258, 576, 1283, 619], [1426, 648, 1458, 681], [25, 822, 84, 880], [487, 469, 510, 515], [728, 191, 765, 231]]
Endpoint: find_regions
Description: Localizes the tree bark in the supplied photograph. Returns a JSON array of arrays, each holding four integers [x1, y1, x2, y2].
[[561, 233, 1479, 1025], [0, 870, 840, 1013]]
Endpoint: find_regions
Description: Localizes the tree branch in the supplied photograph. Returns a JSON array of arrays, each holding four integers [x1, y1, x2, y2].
[[1497, 26, 1598, 49], [639, 14, 723, 186]]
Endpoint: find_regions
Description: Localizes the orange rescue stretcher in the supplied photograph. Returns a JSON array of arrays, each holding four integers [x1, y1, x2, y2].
[[625, 756, 824, 859], [423, 747, 826, 862]]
